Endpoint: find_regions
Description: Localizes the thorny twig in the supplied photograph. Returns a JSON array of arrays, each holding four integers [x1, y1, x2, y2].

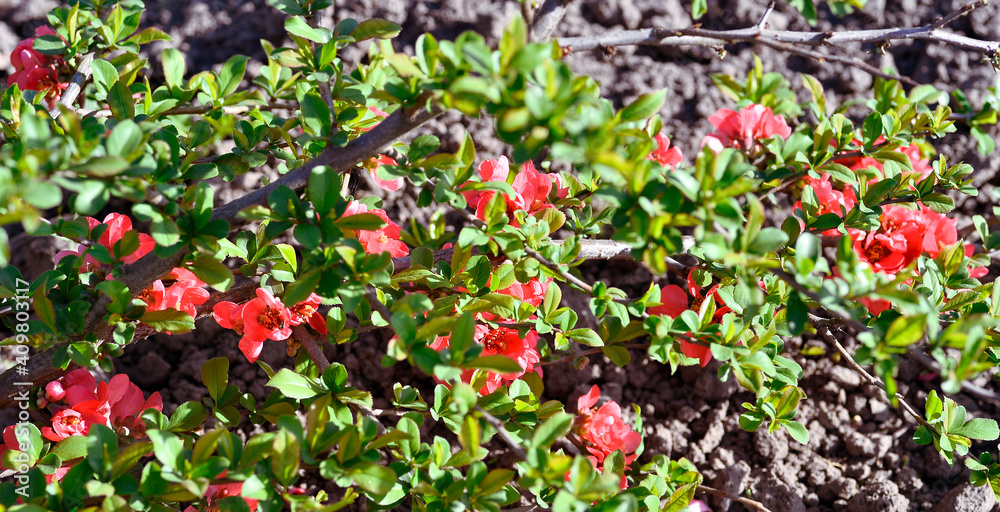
[[476, 405, 528, 460], [75, 101, 300, 119], [49, 52, 93, 119]]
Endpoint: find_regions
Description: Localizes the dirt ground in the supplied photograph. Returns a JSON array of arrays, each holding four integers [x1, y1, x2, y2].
[[3, 0, 1000, 510]]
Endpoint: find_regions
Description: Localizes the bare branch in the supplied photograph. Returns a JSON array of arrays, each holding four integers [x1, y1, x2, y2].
[[557, 1, 998, 81], [531, 0, 573, 42], [49, 53, 94, 119], [476, 405, 528, 460], [817, 327, 934, 429], [756, 1, 776, 29], [75, 101, 300, 119], [697, 484, 773, 512]]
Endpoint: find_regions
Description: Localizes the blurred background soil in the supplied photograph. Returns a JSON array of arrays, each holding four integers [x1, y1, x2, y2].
[[4, 0, 1000, 510]]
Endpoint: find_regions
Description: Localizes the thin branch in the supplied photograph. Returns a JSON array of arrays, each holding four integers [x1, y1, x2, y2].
[[817, 327, 933, 429], [560, 1, 995, 53], [907, 348, 1000, 405], [49, 52, 94, 119], [697, 484, 773, 512], [531, 0, 573, 42], [476, 406, 528, 460], [756, 1, 776, 29], [390, 239, 634, 272], [75, 101, 300, 119], [536, 344, 649, 367], [557, 1, 997, 82]]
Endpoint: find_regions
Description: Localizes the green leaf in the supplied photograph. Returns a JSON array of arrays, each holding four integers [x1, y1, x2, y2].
[[779, 419, 810, 444], [148, 430, 184, 470], [335, 213, 386, 231], [884, 314, 925, 348], [21, 181, 62, 209], [108, 80, 135, 120], [187, 255, 234, 292], [107, 120, 142, 157], [90, 59, 119, 97], [201, 357, 229, 402], [450, 313, 475, 355], [126, 27, 172, 45], [283, 268, 321, 307], [139, 309, 195, 334], [271, 428, 301, 486], [530, 412, 573, 449], [32, 35, 67, 55], [691, 0, 707, 19], [219, 55, 249, 97], [162, 48, 186, 89], [309, 166, 340, 217], [266, 369, 325, 399], [566, 328, 603, 347], [620, 90, 667, 123], [50, 436, 88, 461], [168, 401, 208, 432], [285, 16, 332, 43], [749, 227, 789, 254], [465, 355, 523, 374], [788, 0, 818, 25], [300, 92, 331, 135], [953, 418, 1000, 441], [351, 464, 396, 495], [350, 19, 402, 41]]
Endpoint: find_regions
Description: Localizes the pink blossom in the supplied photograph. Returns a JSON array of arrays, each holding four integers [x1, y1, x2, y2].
[[356, 209, 409, 257], [472, 160, 560, 227], [239, 288, 293, 362], [647, 272, 730, 368], [685, 499, 713, 512], [849, 206, 925, 276], [792, 173, 857, 236], [430, 325, 542, 395], [575, 385, 642, 489], [94, 213, 156, 264], [45, 369, 97, 404], [42, 408, 91, 441], [496, 276, 551, 308], [650, 133, 683, 168], [366, 155, 404, 191], [463, 157, 510, 208], [8, 27, 67, 107], [702, 104, 791, 153]]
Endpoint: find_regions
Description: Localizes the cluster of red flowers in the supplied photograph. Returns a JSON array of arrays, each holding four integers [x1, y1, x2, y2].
[[39, 369, 161, 442], [648, 269, 729, 367], [574, 385, 641, 489], [430, 274, 549, 394], [343, 200, 409, 257], [786, 137, 987, 313], [464, 156, 567, 227], [213, 289, 327, 363], [55, 213, 210, 330], [9, 27, 68, 107]]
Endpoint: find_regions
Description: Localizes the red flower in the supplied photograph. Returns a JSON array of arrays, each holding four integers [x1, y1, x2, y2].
[[647, 272, 729, 368], [289, 293, 328, 334], [966, 244, 989, 279], [240, 288, 293, 362], [849, 205, 924, 276], [792, 173, 857, 236], [356, 209, 409, 257], [213, 301, 248, 334], [496, 276, 551, 308], [365, 155, 404, 192], [54, 244, 101, 272], [472, 160, 560, 227], [702, 104, 791, 153], [575, 385, 641, 489], [463, 157, 510, 208], [8, 27, 67, 107], [103, 374, 162, 438], [429, 325, 542, 394], [45, 369, 97, 404], [649, 133, 683, 168], [41, 408, 92, 441], [915, 207, 957, 258], [93, 213, 156, 264], [183, 471, 259, 512]]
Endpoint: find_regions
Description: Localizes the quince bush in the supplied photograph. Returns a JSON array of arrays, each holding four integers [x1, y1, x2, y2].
[[0, 0, 998, 511]]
